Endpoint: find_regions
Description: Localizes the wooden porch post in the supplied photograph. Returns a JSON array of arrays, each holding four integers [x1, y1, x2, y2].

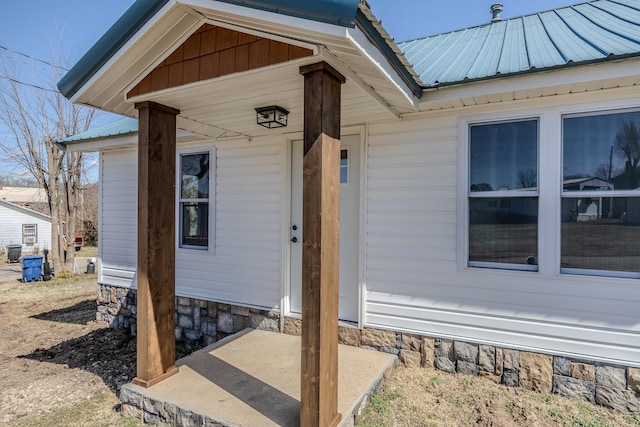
[[299, 61, 345, 427], [133, 101, 180, 388]]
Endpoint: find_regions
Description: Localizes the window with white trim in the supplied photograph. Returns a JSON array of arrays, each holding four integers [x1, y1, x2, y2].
[[22, 224, 37, 245], [561, 109, 640, 277], [179, 150, 213, 249], [467, 119, 539, 271]]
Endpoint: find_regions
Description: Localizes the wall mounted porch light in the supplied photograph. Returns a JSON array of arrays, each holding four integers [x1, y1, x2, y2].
[[255, 105, 289, 129]]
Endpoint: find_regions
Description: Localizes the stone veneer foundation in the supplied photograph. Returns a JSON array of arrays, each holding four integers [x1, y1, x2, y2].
[[98, 283, 639, 415]]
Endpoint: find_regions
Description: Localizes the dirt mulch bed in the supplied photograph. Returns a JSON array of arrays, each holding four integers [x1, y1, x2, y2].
[[0, 275, 136, 426]]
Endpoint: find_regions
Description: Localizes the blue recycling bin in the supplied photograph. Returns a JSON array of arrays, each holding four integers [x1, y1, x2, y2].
[[21, 255, 43, 282]]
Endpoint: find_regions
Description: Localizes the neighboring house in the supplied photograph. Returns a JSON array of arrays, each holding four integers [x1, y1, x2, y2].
[[0, 199, 51, 252], [61, 0, 640, 412]]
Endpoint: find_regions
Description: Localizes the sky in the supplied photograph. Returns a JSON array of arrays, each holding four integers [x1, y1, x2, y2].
[[0, 0, 581, 177]]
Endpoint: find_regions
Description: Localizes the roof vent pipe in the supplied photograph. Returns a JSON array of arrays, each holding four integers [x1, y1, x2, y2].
[[491, 3, 503, 22]]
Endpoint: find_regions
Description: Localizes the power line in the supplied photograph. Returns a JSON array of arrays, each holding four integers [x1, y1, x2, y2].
[[0, 45, 69, 72], [0, 74, 60, 94]]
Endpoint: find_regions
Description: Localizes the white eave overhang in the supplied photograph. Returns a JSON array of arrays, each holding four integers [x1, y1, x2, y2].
[[67, 0, 421, 134]]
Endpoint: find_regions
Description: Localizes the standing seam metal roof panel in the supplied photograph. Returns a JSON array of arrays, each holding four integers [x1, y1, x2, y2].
[[497, 19, 529, 75], [398, 0, 640, 88], [537, 11, 604, 61], [522, 14, 567, 68], [466, 20, 507, 79], [581, 2, 640, 37], [437, 26, 492, 83], [573, 4, 640, 48], [557, 7, 640, 54], [599, 0, 640, 19], [402, 32, 457, 80]]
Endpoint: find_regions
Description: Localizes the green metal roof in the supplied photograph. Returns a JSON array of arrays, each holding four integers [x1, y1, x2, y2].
[[399, 0, 640, 88], [57, 0, 360, 99], [61, 117, 138, 143], [213, 0, 360, 27], [59, 0, 640, 103]]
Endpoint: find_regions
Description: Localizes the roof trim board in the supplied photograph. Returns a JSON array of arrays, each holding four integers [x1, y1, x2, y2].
[[353, 9, 422, 97], [0, 199, 52, 223], [212, 0, 360, 28]]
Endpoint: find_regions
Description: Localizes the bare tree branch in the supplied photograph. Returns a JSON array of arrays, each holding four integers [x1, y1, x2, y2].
[[0, 52, 95, 272]]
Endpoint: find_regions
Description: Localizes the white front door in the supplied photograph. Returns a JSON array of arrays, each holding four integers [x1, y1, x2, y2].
[[289, 134, 361, 322]]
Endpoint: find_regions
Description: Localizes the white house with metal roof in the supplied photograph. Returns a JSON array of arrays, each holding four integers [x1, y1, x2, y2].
[[62, 0, 640, 415]]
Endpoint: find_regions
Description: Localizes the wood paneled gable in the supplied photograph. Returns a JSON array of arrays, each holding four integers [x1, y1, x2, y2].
[[127, 24, 313, 98]]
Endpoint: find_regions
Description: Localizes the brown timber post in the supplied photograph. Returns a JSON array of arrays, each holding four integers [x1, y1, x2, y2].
[[133, 101, 180, 388], [299, 61, 345, 427]]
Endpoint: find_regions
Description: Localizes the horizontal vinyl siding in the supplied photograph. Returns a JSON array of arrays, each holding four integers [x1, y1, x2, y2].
[[365, 110, 640, 367], [100, 150, 138, 287], [100, 138, 283, 311], [175, 137, 282, 310], [0, 204, 51, 251]]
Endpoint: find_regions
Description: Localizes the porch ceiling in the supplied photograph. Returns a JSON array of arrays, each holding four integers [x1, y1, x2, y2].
[[127, 57, 390, 140]]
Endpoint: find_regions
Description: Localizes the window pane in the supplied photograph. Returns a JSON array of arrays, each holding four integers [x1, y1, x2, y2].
[[469, 197, 538, 266], [181, 153, 209, 199], [470, 120, 538, 192], [561, 197, 640, 273], [563, 111, 640, 191], [181, 202, 208, 247], [340, 149, 348, 184]]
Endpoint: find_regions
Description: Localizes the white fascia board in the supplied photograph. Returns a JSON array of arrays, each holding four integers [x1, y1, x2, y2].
[[421, 58, 640, 107], [184, 0, 348, 39], [346, 27, 420, 111], [69, 0, 183, 104], [65, 134, 139, 153], [65, 129, 196, 153]]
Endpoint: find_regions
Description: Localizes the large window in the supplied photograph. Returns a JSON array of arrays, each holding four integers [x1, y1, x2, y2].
[[179, 151, 212, 249], [468, 119, 539, 270], [562, 110, 640, 276]]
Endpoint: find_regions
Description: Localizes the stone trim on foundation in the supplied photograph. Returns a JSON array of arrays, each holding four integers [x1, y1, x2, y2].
[[97, 284, 638, 415], [281, 318, 640, 415], [97, 284, 279, 346]]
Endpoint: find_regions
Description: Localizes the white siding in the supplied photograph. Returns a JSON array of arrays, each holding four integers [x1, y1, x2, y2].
[[0, 202, 51, 252], [175, 137, 283, 310], [365, 96, 640, 368], [100, 150, 138, 287], [99, 136, 283, 311]]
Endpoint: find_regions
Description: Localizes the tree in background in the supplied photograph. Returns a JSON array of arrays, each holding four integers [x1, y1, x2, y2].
[[614, 121, 640, 189], [80, 182, 99, 246], [0, 57, 94, 274]]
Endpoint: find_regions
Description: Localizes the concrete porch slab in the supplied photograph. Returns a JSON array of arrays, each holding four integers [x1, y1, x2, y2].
[[121, 328, 397, 426]]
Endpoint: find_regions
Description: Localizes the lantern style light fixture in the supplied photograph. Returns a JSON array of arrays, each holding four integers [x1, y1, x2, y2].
[[255, 105, 289, 129]]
